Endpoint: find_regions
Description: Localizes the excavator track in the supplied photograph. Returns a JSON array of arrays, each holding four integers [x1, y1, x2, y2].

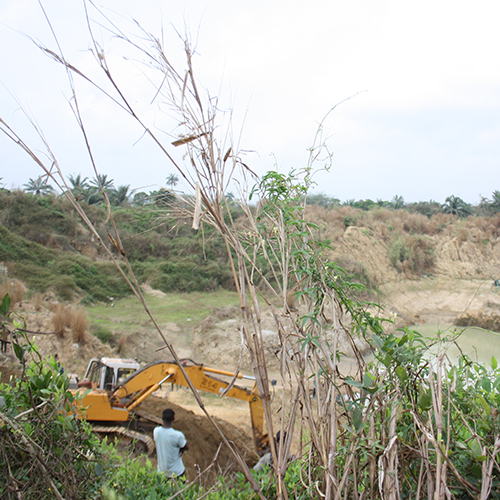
[[92, 424, 156, 455], [135, 409, 162, 425]]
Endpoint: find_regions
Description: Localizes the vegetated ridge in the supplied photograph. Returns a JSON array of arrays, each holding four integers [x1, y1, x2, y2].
[[2, 188, 500, 330]]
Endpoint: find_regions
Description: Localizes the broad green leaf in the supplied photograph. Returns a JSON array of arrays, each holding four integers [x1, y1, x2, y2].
[[383, 354, 392, 368], [363, 372, 375, 388], [345, 377, 363, 388], [418, 390, 432, 411], [0, 293, 10, 316], [397, 334, 408, 346], [396, 366, 408, 383], [471, 462, 482, 479], [95, 462, 104, 477], [364, 384, 379, 395], [492, 356, 498, 370], [371, 334, 384, 351], [13, 343, 24, 362], [352, 406, 363, 433], [469, 439, 487, 461], [478, 395, 491, 416], [481, 376, 492, 393]]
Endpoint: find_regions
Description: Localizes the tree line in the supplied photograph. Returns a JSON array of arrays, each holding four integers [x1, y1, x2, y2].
[[16, 173, 180, 208], [4, 174, 500, 218], [306, 191, 500, 218]]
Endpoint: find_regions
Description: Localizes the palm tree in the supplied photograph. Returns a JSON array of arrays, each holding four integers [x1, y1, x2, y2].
[[490, 190, 500, 214], [86, 174, 114, 205], [23, 177, 54, 196], [68, 173, 88, 200], [441, 195, 471, 218], [391, 195, 405, 210], [90, 174, 114, 192], [110, 185, 131, 206], [166, 174, 179, 189], [409, 200, 441, 218], [85, 190, 104, 205]]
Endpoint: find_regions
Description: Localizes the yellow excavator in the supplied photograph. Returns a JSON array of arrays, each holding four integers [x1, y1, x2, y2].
[[71, 358, 268, 455]]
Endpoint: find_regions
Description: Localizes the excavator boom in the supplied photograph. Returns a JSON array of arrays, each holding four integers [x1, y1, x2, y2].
[[112, 360, 268, 452], [73, 359, 268, 454]]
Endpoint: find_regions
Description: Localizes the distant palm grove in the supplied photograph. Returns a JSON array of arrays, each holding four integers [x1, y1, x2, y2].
[[9, 174, 500, 218]]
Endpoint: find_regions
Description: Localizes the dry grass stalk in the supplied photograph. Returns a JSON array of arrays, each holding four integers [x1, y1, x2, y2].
[[52, 304, 71, 337], [116, 335, 127, 354], [70, 306, 88, 343], [0, 280, 25, 305], [46, 301, 59, 313], [32, 292, 43, 311]]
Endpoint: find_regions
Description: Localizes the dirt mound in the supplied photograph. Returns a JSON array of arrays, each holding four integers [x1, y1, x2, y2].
[[455, 310, 500, 333], [140, 396, 259, 482]]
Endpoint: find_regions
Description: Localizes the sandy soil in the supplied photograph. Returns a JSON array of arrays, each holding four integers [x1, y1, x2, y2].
[[379, 276, 500, 327]]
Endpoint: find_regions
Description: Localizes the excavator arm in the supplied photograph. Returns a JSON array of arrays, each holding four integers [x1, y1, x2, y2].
[[111, 360, 269, 453]]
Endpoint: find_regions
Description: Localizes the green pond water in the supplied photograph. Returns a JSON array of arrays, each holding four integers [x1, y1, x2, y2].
[[407, 323, 500, 366]]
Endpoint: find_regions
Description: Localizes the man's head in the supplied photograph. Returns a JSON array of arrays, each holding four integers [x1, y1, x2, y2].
[[162, 408, 175, 425]]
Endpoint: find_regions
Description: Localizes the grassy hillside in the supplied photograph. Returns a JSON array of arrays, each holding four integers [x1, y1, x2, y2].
[[2, 189, 500, 303], [0, 190, 234, 302]]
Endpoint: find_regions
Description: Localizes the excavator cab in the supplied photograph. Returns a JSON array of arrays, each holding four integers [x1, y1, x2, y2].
[[80, 358, 140, 391]]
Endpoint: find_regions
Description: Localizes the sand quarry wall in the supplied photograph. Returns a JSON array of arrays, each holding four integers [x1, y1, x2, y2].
[[331, 226, 500, 283]]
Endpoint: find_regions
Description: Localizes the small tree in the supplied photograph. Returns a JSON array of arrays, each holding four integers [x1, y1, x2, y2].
[[490, 190, 500, 214], [68, 173, 89, 200], [110, 184, 131, 206], [441, 195, 471, 218], [23, 177, 54, 196], [166, 173, 179, 189], [391, 194, 405, 209]]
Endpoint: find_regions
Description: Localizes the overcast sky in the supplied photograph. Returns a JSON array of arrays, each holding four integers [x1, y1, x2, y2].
[[1, 0, 499, 204]]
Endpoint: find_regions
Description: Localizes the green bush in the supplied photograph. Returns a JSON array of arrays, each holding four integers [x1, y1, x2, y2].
[[133, 257, 234, 293], [341, 328, 500, 498], [0, 191, 76, 236], [388, 234, 434, 274], [0, 309, 107, 499], [92, 325, 114, 344], [100, 450, 316, 500]]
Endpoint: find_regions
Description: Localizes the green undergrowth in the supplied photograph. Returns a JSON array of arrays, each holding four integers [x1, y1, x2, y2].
[[0, 224, 130, 302], [100, 450, 314, 500]]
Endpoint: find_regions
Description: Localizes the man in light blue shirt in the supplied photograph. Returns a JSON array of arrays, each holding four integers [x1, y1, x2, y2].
[[153, 409, 189, 478]]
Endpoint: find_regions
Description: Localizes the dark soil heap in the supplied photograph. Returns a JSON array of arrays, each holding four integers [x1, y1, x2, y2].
[[140, 397, 259, 482]]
